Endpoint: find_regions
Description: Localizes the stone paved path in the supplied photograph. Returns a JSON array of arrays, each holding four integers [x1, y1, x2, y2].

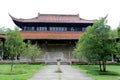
[[28, 65, 93, 80]]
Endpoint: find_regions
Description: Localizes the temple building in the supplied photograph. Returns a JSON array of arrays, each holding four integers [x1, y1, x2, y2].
[[4, 13, 94, 64]]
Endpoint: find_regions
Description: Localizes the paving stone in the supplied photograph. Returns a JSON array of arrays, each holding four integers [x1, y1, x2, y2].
[[28, 65, 93, 80]]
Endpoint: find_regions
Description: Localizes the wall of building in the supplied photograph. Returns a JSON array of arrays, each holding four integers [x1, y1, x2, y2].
[[20, 40, 78, 63]]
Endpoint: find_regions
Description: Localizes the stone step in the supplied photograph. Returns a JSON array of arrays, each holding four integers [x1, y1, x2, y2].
[[46, 62, 70, 65]]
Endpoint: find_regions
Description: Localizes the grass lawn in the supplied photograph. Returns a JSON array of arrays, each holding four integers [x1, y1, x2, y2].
[[72, 64, 120, 80], [0, 63, 45, 80]]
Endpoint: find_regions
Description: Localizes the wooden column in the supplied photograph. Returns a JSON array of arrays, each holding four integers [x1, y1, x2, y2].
[[68, 41, 72, 64], [1, 39, 5, 60], [111, 54, 114, 62], [45, 41, 48, 64]]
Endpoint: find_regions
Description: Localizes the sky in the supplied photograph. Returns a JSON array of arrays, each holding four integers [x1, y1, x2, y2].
[[0, 0, 120, 29]]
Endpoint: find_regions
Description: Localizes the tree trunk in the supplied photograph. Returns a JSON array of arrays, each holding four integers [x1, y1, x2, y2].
[[102, 60, 106, 72], [10, 55, 14, 71], [99, 60, 102, 71], [103, 60, 106, 72], [11, 60, 14, 71], [31, 56, 35, 63]]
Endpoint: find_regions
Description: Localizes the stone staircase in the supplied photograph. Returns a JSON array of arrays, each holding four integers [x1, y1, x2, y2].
[[45, 61, 71, 65]]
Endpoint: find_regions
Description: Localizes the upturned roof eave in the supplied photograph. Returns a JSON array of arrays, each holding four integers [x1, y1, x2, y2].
[[12, 19, 93, 24], [9, 13, 94, 24]]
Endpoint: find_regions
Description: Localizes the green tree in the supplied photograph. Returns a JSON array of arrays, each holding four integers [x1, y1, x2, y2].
[[22, 41, 41, 62], [0, 27, 8, 34], [117, 26, 120, 37], [74, 17, 116, 72], [116, 42, 120, 62], [5, 27, 25, 71], [115, 26, 120, 61]]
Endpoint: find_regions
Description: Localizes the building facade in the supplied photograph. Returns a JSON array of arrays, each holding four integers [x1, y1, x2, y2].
[[10, 13, 93, 64]]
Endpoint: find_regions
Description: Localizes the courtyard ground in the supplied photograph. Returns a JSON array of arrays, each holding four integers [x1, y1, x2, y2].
[[73, 65, 120, 80], [28, 65, 93, 80]]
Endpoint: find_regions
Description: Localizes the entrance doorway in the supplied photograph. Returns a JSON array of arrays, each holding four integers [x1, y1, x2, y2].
[[45, 44, 69, 62], [46, 52, 65, 62]]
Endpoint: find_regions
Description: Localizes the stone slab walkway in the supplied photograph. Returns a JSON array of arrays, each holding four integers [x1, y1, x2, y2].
[[28, 65, 93, 80]]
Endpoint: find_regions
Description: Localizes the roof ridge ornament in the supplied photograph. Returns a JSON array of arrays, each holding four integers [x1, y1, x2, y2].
[[38, 12, 40, 17], [8, 13, 16, 20], [77, 13, 81, 19], [8, 13, 12, 18]]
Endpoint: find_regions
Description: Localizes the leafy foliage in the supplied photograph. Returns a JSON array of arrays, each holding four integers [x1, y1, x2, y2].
[[0, 27, 9, 34], [117, 26, 120, 37], [22, 41, 41, 62], [5, 28, 25, 71], [116, 26, 120, 61], [74, 17, 116, 72]]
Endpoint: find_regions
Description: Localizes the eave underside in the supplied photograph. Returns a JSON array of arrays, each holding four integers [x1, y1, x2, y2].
[[13, 20, 93, 29]]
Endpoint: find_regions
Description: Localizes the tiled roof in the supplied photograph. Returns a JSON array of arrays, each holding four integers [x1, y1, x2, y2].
[[21, 31, 83, 40], [10, 13, 93, 23]]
